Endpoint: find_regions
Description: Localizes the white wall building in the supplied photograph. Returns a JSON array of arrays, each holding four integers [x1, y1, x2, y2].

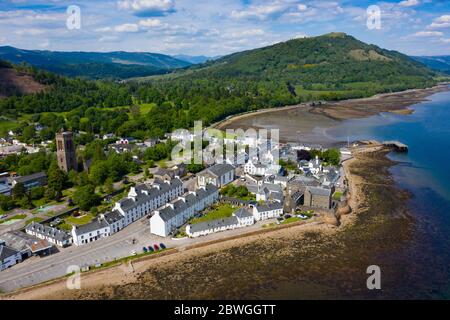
[[197, 164, 235, 188], [71, 178, 184, 246], [251, 202, 283, 221], [150, 184, 219, 237], [0, 244, 22, 271], [244, 160, 281, 177], [186, 208, 254, 238], [26, 222, 72, 247]]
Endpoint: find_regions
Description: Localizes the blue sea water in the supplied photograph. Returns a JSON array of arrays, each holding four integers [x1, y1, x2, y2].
[[328, 87, 450, 298]]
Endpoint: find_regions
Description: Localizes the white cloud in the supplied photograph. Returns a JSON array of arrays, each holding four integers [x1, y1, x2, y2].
[[297, 4, 307, 12], [428, 15, 450, 29], [230, 1, 290, 20], [15, 28, 46, 36], [95, 27, 113, 33], [223, 28, 266, 39], [139, 18, 162, 27], [413, 31, 443, 37], [117, 0, 175, 16], [399, 0, 420, 7], [440, 38, 450, 44], [114, 23, 140, 33]]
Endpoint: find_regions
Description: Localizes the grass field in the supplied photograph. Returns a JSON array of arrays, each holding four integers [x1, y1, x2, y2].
[[190, 204, 236, 224], [24, 217, 44, 225], [65, 214, 94, 226]]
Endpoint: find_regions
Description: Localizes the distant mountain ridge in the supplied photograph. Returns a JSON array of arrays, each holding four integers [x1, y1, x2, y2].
[[412, 56, 450, 75], [0, 46, 192, 79]]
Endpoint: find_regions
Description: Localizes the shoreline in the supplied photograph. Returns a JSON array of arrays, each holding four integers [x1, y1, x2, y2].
[[2, 143, 393, 300], [215, 84, 449, 130]]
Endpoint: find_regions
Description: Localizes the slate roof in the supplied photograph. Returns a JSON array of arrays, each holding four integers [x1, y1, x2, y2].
[[158, 184, 218, 222], [233, 208, 253, 219], [0, 231, 53, 253], [103, 210, 124, 224], [0, 245, 20, 261], [118, 178, 183, 212], [307, 186, 332, 197], [26, 222, 72, 242], [201, 164, 235, 178], [254, 201, 283, 213], [14, 172, 47, 184], [73, 218, 110, 235], [188, 216, 239, 234]]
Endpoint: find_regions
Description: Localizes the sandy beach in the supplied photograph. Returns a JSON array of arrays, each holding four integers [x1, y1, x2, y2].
[[215, 84, 449, 145]]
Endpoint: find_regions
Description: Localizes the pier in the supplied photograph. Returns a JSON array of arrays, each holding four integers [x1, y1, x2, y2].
[[382, 141, 409, 152]]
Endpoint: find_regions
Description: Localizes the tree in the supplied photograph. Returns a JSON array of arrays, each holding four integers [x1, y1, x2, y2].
[[21, 125, 36, 143], [104, 177, 114, 194], [89, 161, 109, 186], [47, 162, 67, 201], [12, 182, 26, 200], [73, 184, 100, 211]]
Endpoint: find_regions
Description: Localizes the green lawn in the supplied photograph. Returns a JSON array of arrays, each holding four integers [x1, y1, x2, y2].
[[281, 217, 301, 224], [65, 214, 94, 226], [333, 191, 343, 201], [25, 217, 44, 225], [190, 204, 236, 224]]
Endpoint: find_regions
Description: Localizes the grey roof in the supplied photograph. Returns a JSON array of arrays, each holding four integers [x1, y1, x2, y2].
[[188, 216, 239, 234], [26, 222, 72, 242], [14, 171, 47, 184], [0, 231, 52, 253], [118, 178, 183, 212], [158, 184, 218, 222], [234, 208, 253, 219], [103, 210, 124, 224], [73, 218, 110, 235], [247, 183, 282, 195], [254, 201, 283, 212], [0, 245, 20, 260], [202, 164, 235, 178], [307, 186, 332, 197]]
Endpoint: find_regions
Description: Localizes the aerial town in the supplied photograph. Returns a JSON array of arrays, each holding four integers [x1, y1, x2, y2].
[[0, 126, 351, 285]]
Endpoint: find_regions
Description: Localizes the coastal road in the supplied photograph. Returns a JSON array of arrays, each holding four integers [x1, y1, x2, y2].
[[0, 211, 281, 293]]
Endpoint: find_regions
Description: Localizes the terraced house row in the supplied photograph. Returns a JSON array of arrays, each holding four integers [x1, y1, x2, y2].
[[150, 184, 219, 237], [71, 178, 184, 246]]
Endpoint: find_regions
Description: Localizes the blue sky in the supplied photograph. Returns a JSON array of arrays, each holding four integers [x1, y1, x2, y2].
[[0, 0, 448, 56]]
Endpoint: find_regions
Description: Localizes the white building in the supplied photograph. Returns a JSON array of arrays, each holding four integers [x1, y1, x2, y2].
[[150, 184, 219, 237], [186, 208, 254, 238], [0, 244, 22, 271], [251, 202, 283, 221], [26, 222, 72, 247], [113, 178, 184, 227], [71, 178, 184, 246], [71, 218, 111, 246], [197, 164, 235, 188], [244, 160, 281, 177]]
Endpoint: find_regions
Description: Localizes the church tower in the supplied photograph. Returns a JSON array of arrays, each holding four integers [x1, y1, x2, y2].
[[56, 130, 77, 172]]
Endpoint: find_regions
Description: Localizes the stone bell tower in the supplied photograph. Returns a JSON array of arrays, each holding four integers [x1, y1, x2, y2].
[[56, 130, 77, 172]]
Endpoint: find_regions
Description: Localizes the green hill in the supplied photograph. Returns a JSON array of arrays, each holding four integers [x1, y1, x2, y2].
[[169, 32, 435, 91]]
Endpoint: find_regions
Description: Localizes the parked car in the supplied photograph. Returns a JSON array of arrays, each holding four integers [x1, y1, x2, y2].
[[130, 250, 137, 256], [0, 215, 6, 219], [143, 247, 148, 253], [154, 244, 160, 251], [148, 246, 154, 252], [159, 243, 166, 249]]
